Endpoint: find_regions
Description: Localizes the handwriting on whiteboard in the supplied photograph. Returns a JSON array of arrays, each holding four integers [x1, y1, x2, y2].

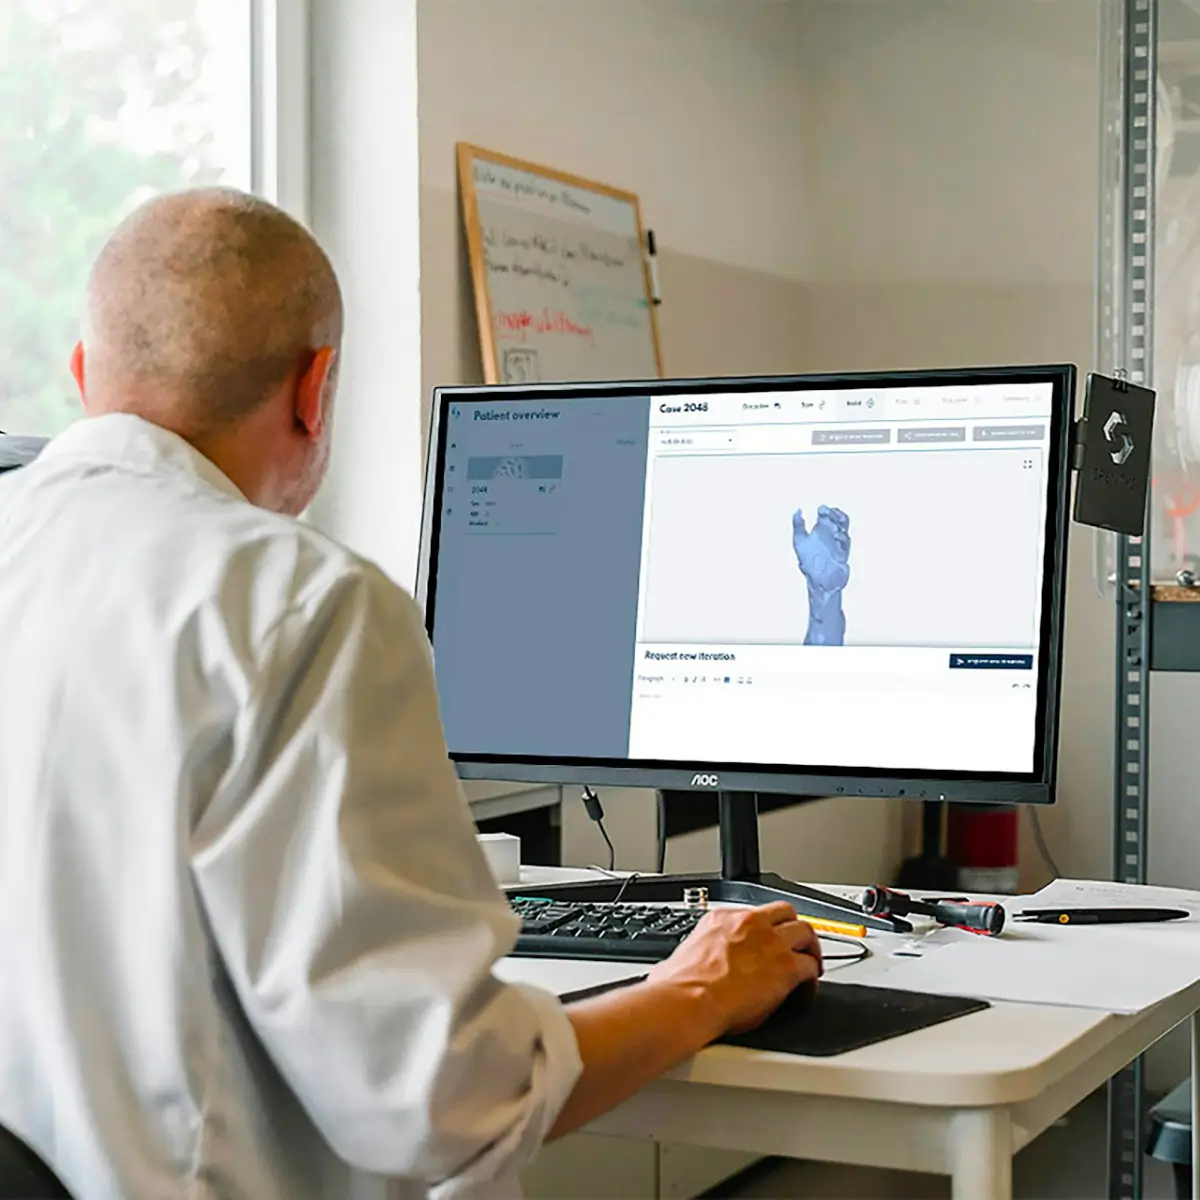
[[494, 308, 595, 344], [474, 161, 594, 217], [482, 225, 628, 291]]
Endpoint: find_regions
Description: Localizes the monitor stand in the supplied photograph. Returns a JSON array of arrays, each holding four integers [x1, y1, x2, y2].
[[896, 801, 959, 891], [504, 791, 909, 934]]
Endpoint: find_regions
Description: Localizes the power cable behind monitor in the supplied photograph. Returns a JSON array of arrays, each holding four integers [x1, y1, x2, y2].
[[580, 786, 615, 873], [655, 791, 667, 874]]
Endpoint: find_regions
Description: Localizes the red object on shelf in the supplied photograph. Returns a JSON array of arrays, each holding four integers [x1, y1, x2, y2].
[[947, 804, 1020, 894]]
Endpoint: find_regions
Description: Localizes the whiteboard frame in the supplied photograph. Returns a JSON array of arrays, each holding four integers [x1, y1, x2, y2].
[[456, 142, 664, 384]]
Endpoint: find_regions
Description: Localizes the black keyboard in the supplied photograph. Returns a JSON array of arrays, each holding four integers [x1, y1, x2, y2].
[[511, 897, 703, 962]]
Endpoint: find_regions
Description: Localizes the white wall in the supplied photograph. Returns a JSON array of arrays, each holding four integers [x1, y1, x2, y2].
[[307, 0, 1172, 924], [798, 0, 1195, 1094], [306, 0, 1126, 886], [307, 0, 424, 590], [418, 0, 813, 280], [801, 0, 1097, 288], [417, 0, 825, 401], [302, 0, 1199, 1097], [796, 0, 1111, 891], [417, 0, 906, 885], [412, 0, 1145, 901]]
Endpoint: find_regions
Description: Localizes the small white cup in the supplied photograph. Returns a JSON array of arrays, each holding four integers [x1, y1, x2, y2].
[[477, 832, 521, 886]]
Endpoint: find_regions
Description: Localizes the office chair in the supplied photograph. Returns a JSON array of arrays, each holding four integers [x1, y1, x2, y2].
[[0, 1124, 71, 1198], [1146, 1079, 1192, 1200], [0, 433, 47, 475]]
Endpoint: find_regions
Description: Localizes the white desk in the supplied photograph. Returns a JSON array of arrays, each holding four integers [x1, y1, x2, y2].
[[503, 873, 1200, 1200]]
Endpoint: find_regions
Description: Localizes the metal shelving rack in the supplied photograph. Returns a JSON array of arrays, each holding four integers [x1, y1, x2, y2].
[[1105, 1, 1200, 1196], [1106, 2, 1156, 1196]]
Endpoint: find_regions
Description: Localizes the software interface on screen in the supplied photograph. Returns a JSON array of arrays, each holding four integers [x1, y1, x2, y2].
[[429, 380, 1056, 775]]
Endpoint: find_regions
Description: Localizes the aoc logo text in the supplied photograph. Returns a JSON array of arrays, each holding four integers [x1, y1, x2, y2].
[[690, 774, 720, 788]]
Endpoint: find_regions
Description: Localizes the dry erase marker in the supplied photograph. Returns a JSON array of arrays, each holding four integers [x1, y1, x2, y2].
[[646, 230, 662, 305]]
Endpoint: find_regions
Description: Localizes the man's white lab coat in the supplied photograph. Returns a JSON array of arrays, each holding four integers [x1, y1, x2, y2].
[[0, 415, 581, 1199]]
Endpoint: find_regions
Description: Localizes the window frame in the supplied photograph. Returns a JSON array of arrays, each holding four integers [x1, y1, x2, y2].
[[251, 0, 310, 222]]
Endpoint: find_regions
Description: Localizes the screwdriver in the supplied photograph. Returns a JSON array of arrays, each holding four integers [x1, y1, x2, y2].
[[861, 885, 1006, 937]]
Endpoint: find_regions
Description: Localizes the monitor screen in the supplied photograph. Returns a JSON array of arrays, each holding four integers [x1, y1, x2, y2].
[[418, 367, 1073, 803]]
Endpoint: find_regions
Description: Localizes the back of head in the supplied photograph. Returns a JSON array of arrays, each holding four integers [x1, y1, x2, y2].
[[82, 188, 342, 441]]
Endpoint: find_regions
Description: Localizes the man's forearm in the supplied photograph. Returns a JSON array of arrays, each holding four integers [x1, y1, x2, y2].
[[548, 979, 721, 1140]]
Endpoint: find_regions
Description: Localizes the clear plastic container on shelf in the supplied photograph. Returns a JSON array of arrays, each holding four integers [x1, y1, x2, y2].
[[1150, 60, 1200, 585], [1096, 63, 1200, 592]]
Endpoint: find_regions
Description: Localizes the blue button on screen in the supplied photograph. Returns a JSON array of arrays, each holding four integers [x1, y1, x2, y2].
[[948, 654, 1035, 670]]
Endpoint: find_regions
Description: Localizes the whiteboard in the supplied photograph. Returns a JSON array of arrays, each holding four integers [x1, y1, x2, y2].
[[457, 143, 663, 385]]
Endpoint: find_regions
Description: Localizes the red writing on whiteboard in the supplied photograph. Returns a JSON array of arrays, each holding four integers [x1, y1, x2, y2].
[[495, 308, 594, 343]]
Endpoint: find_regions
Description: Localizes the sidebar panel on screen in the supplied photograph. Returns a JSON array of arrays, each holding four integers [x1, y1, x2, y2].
[[432, 395, 653, 760]]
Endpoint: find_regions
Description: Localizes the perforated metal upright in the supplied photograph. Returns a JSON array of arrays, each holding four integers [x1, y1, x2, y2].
[[1104, 2, 1156, 1197]]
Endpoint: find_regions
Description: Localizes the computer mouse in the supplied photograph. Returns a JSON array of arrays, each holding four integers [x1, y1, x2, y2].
[[784, 978, 818, 1013]]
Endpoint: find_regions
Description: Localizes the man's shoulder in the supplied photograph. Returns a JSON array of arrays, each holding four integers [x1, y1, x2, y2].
[[219, 504, 418, 629]]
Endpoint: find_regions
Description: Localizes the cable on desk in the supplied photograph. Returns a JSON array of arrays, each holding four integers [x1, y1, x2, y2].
[[586, 866, 641, 905], [819, 933, 871, 965], [578, 864, 638, 902]]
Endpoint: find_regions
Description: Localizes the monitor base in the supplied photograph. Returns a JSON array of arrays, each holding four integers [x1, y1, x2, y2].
[[504, 870, 907, 932], [504, 790, 907, 932], [896, 800, 960, 891]]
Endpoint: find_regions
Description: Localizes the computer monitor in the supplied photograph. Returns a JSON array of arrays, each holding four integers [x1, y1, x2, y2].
[[418, 366, 1074, 809]]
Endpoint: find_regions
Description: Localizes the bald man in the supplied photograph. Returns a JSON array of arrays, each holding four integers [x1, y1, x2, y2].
[[0, 188, 819, 1200]]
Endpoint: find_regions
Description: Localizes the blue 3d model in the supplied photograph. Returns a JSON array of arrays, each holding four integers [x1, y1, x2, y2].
[[792, 506, 851, 646]]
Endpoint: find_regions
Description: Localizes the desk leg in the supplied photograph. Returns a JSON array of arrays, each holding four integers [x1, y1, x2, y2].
[[1192, 1011, 1199, 1200], [950, 1108, 1012, 1200]]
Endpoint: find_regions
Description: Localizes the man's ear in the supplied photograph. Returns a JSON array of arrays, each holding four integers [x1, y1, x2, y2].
[[295, 346, 337, 438], [69, 343, 87, 409]]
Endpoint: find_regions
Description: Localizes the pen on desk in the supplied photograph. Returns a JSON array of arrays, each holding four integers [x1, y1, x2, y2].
[[1013, 907, 1190, 925], [797, 914, 868, 938], [646, 229, 662, 305]]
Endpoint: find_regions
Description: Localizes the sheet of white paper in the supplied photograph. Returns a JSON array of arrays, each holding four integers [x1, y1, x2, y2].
[[887, 925, 983, 959], [874, 879, 1200, 1013], [874, 927, 1200, 1014], [1014, 878, 1200, 920], [1006, 879, 1200, 958]]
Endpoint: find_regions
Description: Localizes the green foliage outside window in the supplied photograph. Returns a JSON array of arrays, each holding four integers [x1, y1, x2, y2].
[[0, 0, 226, 435]]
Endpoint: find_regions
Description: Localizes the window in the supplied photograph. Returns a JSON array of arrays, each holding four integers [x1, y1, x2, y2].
[[0, 0, 254, 436]]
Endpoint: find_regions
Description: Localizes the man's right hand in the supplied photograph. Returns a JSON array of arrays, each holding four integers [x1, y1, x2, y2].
[[648, 902, 822, 1037], [551, 902, 822, 1139]]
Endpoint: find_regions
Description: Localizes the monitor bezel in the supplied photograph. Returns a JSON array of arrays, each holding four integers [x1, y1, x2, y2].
[[417, 365, 1075, 804]]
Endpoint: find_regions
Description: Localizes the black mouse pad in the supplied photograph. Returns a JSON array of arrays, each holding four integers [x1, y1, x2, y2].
[[719, 980, 990, 1057]]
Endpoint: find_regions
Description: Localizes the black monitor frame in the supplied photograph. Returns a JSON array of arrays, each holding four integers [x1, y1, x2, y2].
[[417, 364, 1076, 810]]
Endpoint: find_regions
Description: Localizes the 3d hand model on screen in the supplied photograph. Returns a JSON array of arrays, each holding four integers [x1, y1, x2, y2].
[[792, 506, 851, 646], [492, 457, 528, 479]]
